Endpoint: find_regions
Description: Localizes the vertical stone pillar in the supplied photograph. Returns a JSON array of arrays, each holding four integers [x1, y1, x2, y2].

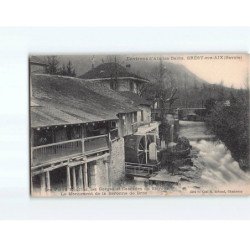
[[145, 135, 148, 164], [149, 142, 157, 161], [72, 167, 77, 191], [89, 164, 96, 188], [66, 166, 71, 191], [78, 165, 84, 190], [46, 171, 51, 191], [83, 163, 88, 190]]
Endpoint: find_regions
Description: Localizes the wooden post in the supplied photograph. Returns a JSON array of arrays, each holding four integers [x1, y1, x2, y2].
[[108, 132, 111, 147], [78, 165, 84, 190], [66, 166, 71, 191], [46, 171, 51, 191], [72, 167, 77, 190], [145, 135, 148, 164], [40, 172, 46, 194], [83, 163, 88, 190], [81, 124, 85, 156], [82, 138, 85, 156]]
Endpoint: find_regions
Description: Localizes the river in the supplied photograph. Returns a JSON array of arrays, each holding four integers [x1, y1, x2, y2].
[[178, 120, 250, 192]]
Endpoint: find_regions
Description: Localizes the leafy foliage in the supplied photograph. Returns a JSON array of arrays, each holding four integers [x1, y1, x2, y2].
[[205, 89, 249, 169]]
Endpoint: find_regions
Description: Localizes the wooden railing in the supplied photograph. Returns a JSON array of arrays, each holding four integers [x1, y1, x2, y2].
[[32, 134, 110, 166], [84, 134, 109, 155], [32, 139, 82, 166]]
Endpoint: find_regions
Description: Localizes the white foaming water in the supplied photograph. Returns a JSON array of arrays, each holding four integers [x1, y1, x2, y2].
[[191, 140, 250, 187]]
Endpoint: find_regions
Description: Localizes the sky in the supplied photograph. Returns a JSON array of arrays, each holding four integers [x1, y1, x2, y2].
[[180, 53, 249, 88], [57, 53, 249, 89]]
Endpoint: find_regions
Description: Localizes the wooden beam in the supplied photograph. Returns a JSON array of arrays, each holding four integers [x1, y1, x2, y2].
[[72, 167, 77, 191], [78, 165, 84, 190], [66, 166, 71, 191], [31, 153, 110, 176], [46, 171, 51, 191], [83, 163, 88, 190]]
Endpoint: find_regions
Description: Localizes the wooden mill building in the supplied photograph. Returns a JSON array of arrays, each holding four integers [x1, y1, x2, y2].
[[30, 73, 140, 195], [30, 59, 163, 195]]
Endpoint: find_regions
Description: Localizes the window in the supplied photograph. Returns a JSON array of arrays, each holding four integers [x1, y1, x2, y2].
[[134, 112, 137, 122], [110, 121, 117, 129], [132, 112, 137, 123], [141, 110, 144, 121]]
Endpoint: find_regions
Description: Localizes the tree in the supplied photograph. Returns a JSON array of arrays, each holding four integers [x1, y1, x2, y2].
[[205, 89, 249, 171], [59, 64, 67, 75], [59, 60, 77, 77], [45, 56, 59, 75], [66, 61, 75, 76]]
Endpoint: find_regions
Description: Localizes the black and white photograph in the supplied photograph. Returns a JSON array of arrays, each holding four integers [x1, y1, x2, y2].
[[29, 53, 250, 197]]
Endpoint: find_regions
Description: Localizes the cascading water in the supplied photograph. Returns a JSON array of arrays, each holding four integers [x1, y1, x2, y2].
[[179, 120, 250, 190], [191, 140, 250, 188]]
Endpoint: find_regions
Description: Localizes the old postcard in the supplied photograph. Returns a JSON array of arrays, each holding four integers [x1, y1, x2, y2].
[[29, 53, 250, 197]]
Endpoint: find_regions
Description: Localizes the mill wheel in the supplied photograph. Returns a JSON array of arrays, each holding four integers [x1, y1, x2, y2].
[[124, 134, 155, 164], [137, 136, 153, 164]]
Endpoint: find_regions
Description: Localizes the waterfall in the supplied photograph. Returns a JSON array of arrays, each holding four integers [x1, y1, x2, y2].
[[191, 140, 250, 188]]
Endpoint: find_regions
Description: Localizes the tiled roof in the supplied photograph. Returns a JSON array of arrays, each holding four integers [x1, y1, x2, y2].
[[31, 74, 138, 128], [79, 62, 148, 82]]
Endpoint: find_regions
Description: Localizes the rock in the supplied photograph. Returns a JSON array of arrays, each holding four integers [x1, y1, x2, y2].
[[181, 171, 200, 179], [178, 166, 192, 171], [190, 166, 197, 171], [180, 176, 192, 182], [172, 159, 185, 167], [192, 160, 204, 169]]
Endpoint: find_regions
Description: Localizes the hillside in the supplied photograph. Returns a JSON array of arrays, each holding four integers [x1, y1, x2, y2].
[[35, 55, 239, 109], [131, 61, 211, 88]]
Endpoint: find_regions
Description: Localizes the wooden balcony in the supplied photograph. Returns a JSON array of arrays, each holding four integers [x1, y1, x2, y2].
[[32, 134, 110, 166]]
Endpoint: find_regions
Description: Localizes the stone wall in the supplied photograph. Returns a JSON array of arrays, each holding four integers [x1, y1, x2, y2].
[[117, 79, 131, 92], [108, 138, 125, 186], [91, 138, 125, 188], [94, 159, 109, 188], [87, 78, 140, 94], [137, 105, 151, 124]]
